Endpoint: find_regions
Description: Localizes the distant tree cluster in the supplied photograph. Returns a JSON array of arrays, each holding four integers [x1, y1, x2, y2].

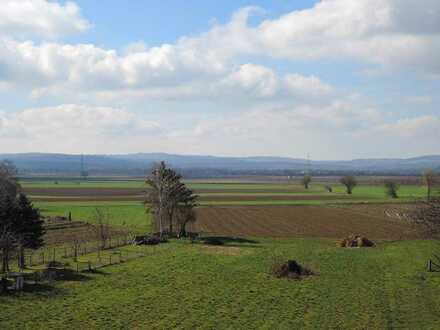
[[384, 180, 399, 198], [146, 162, 197, 238], [0, 161, 44, 272], [340, 176, 357, 194]]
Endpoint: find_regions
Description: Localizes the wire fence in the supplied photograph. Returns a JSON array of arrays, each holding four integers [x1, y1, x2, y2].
[[73, 248, 147, 272], [4, 235, 135, 269]]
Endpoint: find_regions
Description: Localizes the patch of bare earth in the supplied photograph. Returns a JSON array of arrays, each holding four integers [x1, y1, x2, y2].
[[194, 205, 422, 240]]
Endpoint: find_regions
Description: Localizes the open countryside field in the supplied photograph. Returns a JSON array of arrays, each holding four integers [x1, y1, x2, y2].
[[21, 177, 437, 204], [1, 238, 440, 329], [1, 177, 440, 329]]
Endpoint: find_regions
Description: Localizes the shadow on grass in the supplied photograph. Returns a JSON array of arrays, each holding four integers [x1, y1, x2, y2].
[[22, 283, 64, 295], [200, 236, 260, 248], [51, 268, 92, 282], [84, 268, 110, 276]]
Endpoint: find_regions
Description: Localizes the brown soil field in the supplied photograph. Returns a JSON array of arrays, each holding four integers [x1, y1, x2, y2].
[[43, 224, 129, 246], [193, 205, 421, 240], [197, 194, 351, 202]]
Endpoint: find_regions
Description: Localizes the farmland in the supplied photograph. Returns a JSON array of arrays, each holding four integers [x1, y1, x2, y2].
[[1, 177, 440, 329]]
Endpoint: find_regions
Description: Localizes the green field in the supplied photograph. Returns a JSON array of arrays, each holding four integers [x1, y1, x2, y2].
[[1, 238, 440, 329], [37, 201, 149, 232], [1, 178, 440, 329]]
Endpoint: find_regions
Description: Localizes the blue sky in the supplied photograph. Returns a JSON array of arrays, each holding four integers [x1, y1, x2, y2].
[[0, 0, 439, 159]]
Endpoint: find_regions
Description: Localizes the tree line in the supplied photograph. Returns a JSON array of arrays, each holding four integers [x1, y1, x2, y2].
[[300, 171, 438, 199], [0, 161, 44, 273]]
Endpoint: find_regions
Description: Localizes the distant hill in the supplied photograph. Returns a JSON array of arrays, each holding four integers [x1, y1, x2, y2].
[[0, 152, 439, 177]]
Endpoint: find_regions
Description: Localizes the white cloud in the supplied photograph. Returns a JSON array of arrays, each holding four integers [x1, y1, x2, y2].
[[0, 104, 160, 153], [404, 95, 433, 105], [371, 115, 440, 138], [0, 102, 439, 158], [0, 0, 439, 101], [0, 39, 334, 103], [0, 1, 438, 158], [177, 1, 440, 75], [0, 0, 90, 39], [251, 0, 440, 74]]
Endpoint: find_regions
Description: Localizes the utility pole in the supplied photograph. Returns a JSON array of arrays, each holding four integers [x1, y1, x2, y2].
[[306, 153, 311, 176]]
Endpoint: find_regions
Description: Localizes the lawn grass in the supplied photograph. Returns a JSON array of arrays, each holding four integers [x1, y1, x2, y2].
[[1, 238, 439, 329], [36, 201, 149, 233]]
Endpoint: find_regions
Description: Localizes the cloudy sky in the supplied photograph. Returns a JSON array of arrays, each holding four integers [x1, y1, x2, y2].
[[0, 0, 439, 159]]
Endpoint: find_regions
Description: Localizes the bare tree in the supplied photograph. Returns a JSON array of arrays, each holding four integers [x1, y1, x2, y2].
[[384, 180, 399, 199], [301, 175, 311, 189], [340, 176, 357, 194], [146, 162, 197, 237], [423, 170, 437, 201], [92, 208, 111, 250], [175, 200, 198, 238]]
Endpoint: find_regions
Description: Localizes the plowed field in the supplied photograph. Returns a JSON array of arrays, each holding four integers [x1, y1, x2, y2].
[[194, 205, 421, 239]]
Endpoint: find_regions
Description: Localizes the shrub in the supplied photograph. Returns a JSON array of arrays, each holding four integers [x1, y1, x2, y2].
[[270, 259, 314, 279], [384, 180, 399, 198], [339, 234, 374, 248]]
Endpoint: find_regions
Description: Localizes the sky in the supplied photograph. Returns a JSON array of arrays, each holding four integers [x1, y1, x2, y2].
[[0, 0, 439, 160]]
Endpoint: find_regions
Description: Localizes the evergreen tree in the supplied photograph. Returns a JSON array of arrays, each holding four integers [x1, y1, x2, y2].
[[0, 194, 17, 273], [15, 194, 45, 269]]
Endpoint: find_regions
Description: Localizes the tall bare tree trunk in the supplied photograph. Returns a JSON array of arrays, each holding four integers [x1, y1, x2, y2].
[[18, 242, 25, 270], [2, 247, 10, 273]]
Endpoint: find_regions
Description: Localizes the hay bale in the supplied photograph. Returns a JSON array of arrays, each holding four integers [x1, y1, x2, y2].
[[339, 234, 374, 248]]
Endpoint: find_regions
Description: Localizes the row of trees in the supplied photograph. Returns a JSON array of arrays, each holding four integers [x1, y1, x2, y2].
[[300, 171, 438, 199], [146, 162, 197, 238], [301, 175, 357, 194], [0, 161, 44, 272]]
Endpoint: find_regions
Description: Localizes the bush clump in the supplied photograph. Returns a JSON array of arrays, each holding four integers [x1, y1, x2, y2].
[[270, 259, 314, 279], [339, 234, 374, 248], [134, 235, 166, 245]]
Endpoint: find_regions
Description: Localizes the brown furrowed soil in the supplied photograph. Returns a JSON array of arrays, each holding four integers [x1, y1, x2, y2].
[[193, 205, 421, 240], [43, 224, 129, 246]]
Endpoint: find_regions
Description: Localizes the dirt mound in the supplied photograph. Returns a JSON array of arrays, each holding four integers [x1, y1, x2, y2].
[[271, 260, 314, 279], [339, 234, 374, 247]]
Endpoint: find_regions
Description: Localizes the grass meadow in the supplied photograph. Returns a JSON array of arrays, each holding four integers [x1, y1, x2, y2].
[[1, 238, 440, 329], [1, 178, 439, 329]]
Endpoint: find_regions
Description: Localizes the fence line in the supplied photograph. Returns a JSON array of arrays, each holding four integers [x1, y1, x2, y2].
[[21, 235, 134, 268]]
